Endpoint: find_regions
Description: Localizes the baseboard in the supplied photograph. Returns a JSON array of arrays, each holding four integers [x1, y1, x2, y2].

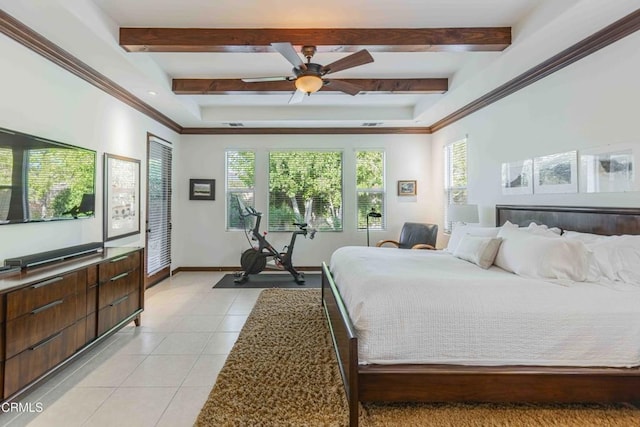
[[172, 266, 322, 275]]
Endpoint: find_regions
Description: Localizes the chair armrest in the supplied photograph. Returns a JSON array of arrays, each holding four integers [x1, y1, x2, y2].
[[411, 244, 436, 250], [376, 240, 400, 248]]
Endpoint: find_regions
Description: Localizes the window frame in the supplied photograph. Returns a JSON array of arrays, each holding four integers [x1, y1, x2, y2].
[[225, 150, 255, 231], [268, 149, 344, 232], [443, 138, 468, 233], [355, 149, 386, 231]]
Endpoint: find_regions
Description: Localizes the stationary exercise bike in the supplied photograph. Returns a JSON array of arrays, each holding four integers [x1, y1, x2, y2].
[[235, 202, 316, 284]]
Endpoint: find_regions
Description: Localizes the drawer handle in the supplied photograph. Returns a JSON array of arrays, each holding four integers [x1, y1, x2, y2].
[[29, 331, 63, 351], [31, 299, 64, 315], [110, 295, 129, 307], [31, 276, 63, 289], [110, 271, 130, 282], [110, 255, 130, 263]]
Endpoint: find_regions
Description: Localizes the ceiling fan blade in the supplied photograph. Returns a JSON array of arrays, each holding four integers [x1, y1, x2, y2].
[[288, 89, 305, 104], [323, 79, 362, 96], [271, 42, 306, 70], [241, 76, 289, 83], [321, 49, 374, 75]]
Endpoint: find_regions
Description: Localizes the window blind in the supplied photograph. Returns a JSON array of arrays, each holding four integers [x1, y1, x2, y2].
[[226, 151, 255, 230], [268, 150, 343, 232], [444, 138, 468, 232], [147, 137, 172, 275], [356, 150, 385, 230]]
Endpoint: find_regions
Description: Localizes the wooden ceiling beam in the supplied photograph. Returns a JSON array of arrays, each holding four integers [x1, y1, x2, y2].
[[120, 28, 510, 53], [172, 78, 448, 94]]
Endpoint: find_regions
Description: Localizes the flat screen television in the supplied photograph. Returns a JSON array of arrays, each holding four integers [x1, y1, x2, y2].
[[0, 127, 96, 225]]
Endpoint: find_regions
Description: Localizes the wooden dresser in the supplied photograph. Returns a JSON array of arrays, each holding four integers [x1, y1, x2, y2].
[[0, 247, 144, 400]]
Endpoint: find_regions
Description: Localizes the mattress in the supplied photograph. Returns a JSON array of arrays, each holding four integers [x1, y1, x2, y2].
[[329, 246, 640, 367]]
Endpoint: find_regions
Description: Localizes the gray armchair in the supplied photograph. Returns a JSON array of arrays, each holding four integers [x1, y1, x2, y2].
[[376, 222, 438, 249]]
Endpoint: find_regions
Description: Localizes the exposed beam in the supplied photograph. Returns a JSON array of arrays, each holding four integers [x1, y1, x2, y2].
[[172, 78, 448, 94], [120, 27, 511, 53]]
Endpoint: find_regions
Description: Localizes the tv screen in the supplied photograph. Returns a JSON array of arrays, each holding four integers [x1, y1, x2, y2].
[[0, 127, 96, 225]]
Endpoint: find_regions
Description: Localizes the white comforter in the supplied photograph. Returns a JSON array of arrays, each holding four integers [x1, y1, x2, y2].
[[329, 246, 640, 367]]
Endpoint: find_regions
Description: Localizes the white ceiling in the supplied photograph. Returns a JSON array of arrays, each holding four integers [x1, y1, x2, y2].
[[2, 0, 635, 130]]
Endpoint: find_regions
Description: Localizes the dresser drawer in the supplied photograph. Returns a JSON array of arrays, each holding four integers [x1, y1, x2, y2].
[[87, 265, 97, 287], [6, 272, 78, 321], [86, 311, 97, 343], [97, 291, 140, 336], [4, 324, 77, 398], [5, 294, 77, 359], [98, 251, 140, 283], [87, 283, 98, 315], [98, 268, 140, 310]]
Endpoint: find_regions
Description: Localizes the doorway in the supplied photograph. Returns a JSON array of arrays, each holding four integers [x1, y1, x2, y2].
[[145, 133, 172, 288]]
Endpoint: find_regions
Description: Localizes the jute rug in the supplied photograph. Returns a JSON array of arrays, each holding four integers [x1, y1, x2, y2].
[[196, 289, 640, 426]]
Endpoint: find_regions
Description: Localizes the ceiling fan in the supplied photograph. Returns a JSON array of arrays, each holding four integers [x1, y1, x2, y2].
[[241, 42, 374, 104]]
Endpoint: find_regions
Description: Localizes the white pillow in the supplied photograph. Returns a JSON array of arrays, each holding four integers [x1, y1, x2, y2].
[[453, 235, 503, 269], [526, 222, 562, 236], [494, 227, 590, 282], [584, 235, 640, 285], [446, 224, 500, 253], [563, 230, 606, 244]]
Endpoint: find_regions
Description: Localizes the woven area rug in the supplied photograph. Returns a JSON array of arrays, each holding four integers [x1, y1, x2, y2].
[[195, 289, 640, 426]]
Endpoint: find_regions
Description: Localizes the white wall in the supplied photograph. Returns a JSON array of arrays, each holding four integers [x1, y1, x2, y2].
[[0, 33, 179, 263], [173, 133, 434, 268], [431, 30, 640, 231]]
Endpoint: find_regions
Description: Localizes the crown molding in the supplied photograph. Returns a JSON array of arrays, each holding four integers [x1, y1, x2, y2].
[[0, 9, 183, 134]]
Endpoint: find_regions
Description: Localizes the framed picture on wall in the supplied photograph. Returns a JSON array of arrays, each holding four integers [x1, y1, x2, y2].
[[533, 151, 577, 194], [189, 179, 215, 200], [398, 180, 417, 196], [579, 144, 636, 193], [104, 153, 141, 241], [501, 159, 533, 195]]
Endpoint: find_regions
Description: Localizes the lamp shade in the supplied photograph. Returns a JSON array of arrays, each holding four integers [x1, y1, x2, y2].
[[448, 204, 479, 224], [295, 75, 323, 94]]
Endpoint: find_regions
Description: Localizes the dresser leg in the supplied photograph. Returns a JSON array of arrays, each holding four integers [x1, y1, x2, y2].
[[134, 316, 141, 327]]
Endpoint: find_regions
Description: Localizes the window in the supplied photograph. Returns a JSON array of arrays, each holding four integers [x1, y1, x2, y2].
[[269, 151, 343, 232], [444, 138, 468, 232], [0, 147, 11, 221], [356, 150, 385, 230], [226, 150, 255, 230]]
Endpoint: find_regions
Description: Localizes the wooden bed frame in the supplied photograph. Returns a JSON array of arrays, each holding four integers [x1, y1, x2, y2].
[[321, 205, 640, 426]]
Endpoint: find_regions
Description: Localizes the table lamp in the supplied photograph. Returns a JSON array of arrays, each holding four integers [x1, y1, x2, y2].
[[448, 204, 479, 225]]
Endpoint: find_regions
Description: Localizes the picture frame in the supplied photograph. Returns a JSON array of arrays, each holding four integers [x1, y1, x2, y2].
[[189, 179, 215, 200], [104, 153, 141, 241], [533, 151, 577, 194], [397, 180, 417, 196], [501, 159, 533, 195], [579, 144, 636, 193]]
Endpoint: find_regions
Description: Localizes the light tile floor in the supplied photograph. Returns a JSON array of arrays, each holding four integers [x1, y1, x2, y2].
[[0, 271, 262, 427]]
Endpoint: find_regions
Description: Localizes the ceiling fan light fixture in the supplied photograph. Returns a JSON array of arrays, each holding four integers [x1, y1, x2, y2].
[[295, 74, 323, 94]]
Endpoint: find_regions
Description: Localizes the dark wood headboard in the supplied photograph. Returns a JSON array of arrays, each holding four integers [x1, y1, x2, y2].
[[495, 205, 640, 236]]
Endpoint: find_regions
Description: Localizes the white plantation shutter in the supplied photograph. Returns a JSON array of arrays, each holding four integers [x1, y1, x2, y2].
[[226, 151, 255, 230], [444, 138, 468, 232], [356, 150, 385, 230], [147, 137, 172, 275]]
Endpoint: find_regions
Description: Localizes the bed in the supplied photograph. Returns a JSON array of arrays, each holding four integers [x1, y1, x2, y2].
[[321, 205, 640, 427]]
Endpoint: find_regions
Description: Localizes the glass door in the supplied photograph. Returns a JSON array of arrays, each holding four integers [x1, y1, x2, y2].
[[146, 134, 172, 288]]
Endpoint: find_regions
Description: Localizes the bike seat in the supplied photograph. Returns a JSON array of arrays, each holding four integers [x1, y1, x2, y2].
[[293, 222, 308, 228]]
